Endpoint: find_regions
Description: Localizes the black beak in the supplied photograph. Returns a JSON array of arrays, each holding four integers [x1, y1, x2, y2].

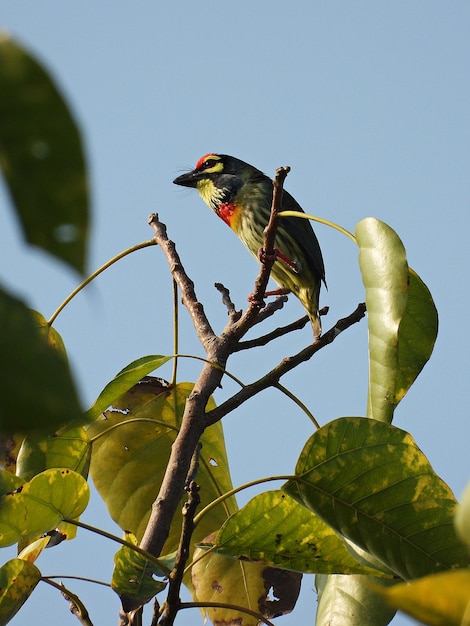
[[173, 170, 199, 188]]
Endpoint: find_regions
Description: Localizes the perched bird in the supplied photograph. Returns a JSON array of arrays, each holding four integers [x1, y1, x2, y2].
[[173, 154, 326, 338]]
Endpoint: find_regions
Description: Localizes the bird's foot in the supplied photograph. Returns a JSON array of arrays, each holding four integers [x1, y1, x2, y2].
[[257, 247, 300, 273], [247, 288, 290, 308]]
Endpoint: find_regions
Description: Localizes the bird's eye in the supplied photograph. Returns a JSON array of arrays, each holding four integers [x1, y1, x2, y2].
[[202, 159, 217, 169]]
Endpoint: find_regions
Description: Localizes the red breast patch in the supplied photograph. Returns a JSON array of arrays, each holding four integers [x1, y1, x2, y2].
[[217, 202, 238, 227]]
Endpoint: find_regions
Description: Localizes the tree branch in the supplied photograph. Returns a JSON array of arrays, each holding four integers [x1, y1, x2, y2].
[[205, 303, 366, 426], [138, 168, 290, 561], [136, 167, 365, 626], [159, 481, 201, 626]]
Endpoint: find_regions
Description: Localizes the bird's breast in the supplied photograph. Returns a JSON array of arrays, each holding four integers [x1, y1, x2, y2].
[[216, 202, 242, 230]]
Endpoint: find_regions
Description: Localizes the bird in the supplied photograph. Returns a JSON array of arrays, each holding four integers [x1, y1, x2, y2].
[[173, 153, 326, 338]]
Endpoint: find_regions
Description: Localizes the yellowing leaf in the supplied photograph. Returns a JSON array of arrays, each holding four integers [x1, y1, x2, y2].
[[375, 569, 470, 626], [0, 558, 41, 625], [192, 545, 301, 625], [87, 380, 236, 555], [0, 468, 89, 547], [209, 491, 388, 576]]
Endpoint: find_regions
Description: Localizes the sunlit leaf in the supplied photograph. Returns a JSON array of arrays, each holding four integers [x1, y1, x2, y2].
[[356, 218, 409, 422], [316, 573, 397, 626], [87, 379, 237, 555], [356, 219, 438, 423], [15, 426, 90, 545], [395, 269, 438, 403], [0, 290, 83, 432], [375, 569, 470, 626], [0, 558, 41, 626], [207, 490, 388, 576], [112, 533, 167, 612], [455, 478, 470, 548], [0, 468, 89, 547], [17, 536, 51, 563], [192, 544, 301, 624], [284, 417, 467, 580], [0, 35, 88, 273], [86, 355, 172, 420], [16, 426, 90, 482]]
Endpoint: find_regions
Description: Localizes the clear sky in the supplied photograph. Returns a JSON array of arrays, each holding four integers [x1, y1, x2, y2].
[[1, 3, 469, 625]]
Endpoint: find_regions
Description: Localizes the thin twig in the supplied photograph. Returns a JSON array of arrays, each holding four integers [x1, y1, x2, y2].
[[234, 314, 310, 351], [43, 579, 94, 626], [159, 482, 201, 626], [148, 215, 216, 347], [205, 303, 367, 426], [178, 602, 276, 626]]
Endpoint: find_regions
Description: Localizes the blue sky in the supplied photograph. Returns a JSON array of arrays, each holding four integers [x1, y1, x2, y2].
[[1, 3, 469, 625]]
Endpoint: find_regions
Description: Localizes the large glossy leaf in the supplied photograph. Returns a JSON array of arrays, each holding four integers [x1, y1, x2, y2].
[[284, 417, 467, 581], [192, 546, 301, 625], [0, 35, 88, 273], [86, 355, 172, 420], [356, 219, 438, 422], [0, 558, 41, 626], [207, 490, 388, 576], [0, 292, 83, 432], [375, 569, 470, 626], [87, 379, 237, 554], [0, 468, 89, 547], [356, 218, 409, 422]]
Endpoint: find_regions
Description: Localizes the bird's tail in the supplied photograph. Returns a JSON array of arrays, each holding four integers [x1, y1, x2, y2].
[[309, 310, 322, 340]]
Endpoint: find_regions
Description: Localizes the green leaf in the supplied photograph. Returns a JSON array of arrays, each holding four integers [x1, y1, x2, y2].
[[455, 477, 470, 548], [208, 491, 388, 576], [395, 269, 438, 403], [316, 574, 397, 626], [0, 468, 89, 547], [16, 426, 90, 482], [0, 289, 83, 432], [283, 417, 468, 580], [356, 218, 409, 422], [356, 219, 438, 422], [0, 471, 23, 497], [112, 533, 167, 613], [15, 426, 91, 543], [0, 558, 41, 626], [0, 35, 88, 274], [86, 355, 172, 420], [374, 569, 470, 626], [87, 379, 237, 553]]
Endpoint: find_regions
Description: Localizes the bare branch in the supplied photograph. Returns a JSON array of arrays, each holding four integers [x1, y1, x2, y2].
[[148, 214, 216, 347], [234, 313, 310, 351], [214, 282, 242, 322], [159, 482, 201, 626], [205, 303, 366, 426]]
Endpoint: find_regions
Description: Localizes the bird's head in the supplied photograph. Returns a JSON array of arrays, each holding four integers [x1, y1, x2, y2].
[[173, 153, 262, 211]]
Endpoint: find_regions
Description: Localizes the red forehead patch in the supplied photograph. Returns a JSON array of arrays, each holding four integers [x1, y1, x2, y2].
[[195, 153, 217, 169]]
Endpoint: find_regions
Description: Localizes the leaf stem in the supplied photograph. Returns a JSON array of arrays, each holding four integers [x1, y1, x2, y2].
[[47, 239, 157, 326], [278, 210, 357, 245], [192, 474, 295, 527]]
